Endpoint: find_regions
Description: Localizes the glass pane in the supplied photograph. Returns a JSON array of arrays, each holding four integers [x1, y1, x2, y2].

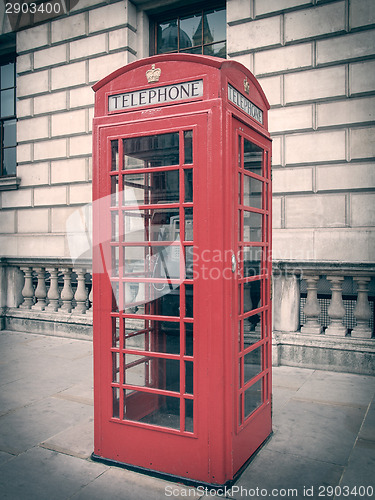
[[112, 352, 120, 383], [185, 284, 193, 318], [244, 139, 263, 176], [244, 347, 262, 383], [111, 281, 119, 312], [111, 212, 119, 241], [111, 246, 119, 277], [243, 280, 261, 314], [124, 354, 180, 392], [112, 387, 120, 418], [123, 353, 149, 387], [244, 313, 261, 343], [180, 13, 201, 47], [203, 42, 226, 58], [3, 147, 16, 175], [242, 246, 262, 277], [123, 133, 179, 169], [124, 390, 180, 430], [184, 130, 193, 164], [3, 119, 16, 147], [185, 361, 193, 394], [123, 171, 179, 206], [1, 62, 14, 89], [205, 8, 226, 43], [157, 20, 179, 53], [185, 399, 193, 432], [111, 140, 118, 171], [123, 283, 181, 318], [1, 89, 14, 117], [123, 208, 180, 242], [185, 246, 194, 279], [243, 211, 262, 242], [185, 323, 193, 356], [244, 378, 263, 419], [184, 208, 193, 241], [184, 169, 193, 202], [244, 175, 262, 209], [124, 245, 180, 280], [181, 46, 202, 55], [111, 176, 118, 206], [112, 317, 120, 348], [124, 318, 180, 354]]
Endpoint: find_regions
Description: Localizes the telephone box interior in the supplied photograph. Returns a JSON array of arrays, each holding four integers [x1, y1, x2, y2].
[[92, 53, 272, 486]]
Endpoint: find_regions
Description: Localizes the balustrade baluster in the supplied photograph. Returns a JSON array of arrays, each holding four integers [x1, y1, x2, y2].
[[301, 275, 322, 334], [46, 267, 60, 312], [60, 268, 74, 313], [74, 268, 88, 314], [326, 276, 347, 336], [87, 278, 93, 314], [19, 266, 35, 309], [32, 267, 47, 311], [351, 278, 372, 339]]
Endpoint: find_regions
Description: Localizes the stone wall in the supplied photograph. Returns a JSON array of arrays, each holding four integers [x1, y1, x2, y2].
[[228, 0, 375, 263]]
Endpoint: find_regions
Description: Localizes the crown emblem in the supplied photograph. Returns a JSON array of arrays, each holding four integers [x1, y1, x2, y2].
[[244, 77, 250, 94], [146, 64, 161, 83]]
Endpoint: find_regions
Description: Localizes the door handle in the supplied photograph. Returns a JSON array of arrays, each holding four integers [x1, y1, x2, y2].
[[231, 253, 237, 273]]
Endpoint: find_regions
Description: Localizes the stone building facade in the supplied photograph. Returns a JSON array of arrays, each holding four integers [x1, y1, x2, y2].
[[0, 0, 374, 373]]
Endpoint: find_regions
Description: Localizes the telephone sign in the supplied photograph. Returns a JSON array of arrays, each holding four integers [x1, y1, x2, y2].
[[92, 54, 272, 486]]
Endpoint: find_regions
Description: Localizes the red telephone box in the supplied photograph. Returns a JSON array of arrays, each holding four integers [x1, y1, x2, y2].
[[92, 54, 272, 486]]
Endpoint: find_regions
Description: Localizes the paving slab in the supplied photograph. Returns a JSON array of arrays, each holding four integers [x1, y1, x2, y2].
[[0, 446, 108, 500], [268, 399, 366, 465], [359, 396, 375, 442], [272, 366, 315, 390], [41, 417, 94, 459], [339, 438, 375, 494]]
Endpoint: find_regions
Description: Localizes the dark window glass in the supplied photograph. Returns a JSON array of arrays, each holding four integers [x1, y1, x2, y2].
[[153, 4, 226, 59], [1, 58, 16, 177]]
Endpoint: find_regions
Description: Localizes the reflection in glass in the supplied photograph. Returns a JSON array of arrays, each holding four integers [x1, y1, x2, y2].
[[111, 140, 118, 171], [123, 133, 179, 169], [203, 42, 226, 58], [244, 347, 262, 383], [1, 89, 14, 117], [123, 171, 179, 206], [244, 175, 262, 209], [3, 119, 16, 146], [206, 8, 226, 43], [243, 211, 262, 242], [0, 62, 14, 89], [180, 14, 201, 46], [244, 139, 263, 176], [3, 147, 16, 175], [242, 247, 262, 277], [244, 378, 263, 419], [124, 390, 180, 430]]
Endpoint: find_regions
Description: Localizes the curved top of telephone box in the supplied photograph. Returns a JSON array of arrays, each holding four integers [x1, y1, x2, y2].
[[92, 53, 270, 134]]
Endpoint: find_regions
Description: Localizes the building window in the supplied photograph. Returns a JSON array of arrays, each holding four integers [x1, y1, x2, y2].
[[0, 56, 16, 177], [151, 2, 226, 59]]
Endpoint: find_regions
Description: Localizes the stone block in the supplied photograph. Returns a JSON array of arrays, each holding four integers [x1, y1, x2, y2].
[[285, 2, 345, 42], [16, 54, 32, 73], [109, 28, 137, 52], [273, 167, 313, 193], [350, 127, 375, 160], [316, 162, 375, 192], [34, 138, 67, 161], [273, 274, 300, 332], [231, 53, 252, 72], [272, 197, 282, 229], [88, 52, 131, 84], [285, 194, 346, 228], [317, 97, 375, 128], [17, 24, 48, 52], [272, 228, 315, 260], [315, 229, 375, 262], [227, 0, 251, 23], [17, 99, 32, 118], [51, 158, 86, 184], [255, 0, 312, 16], [254, 43, 312, 76], [17, 208, 49, 233], [69, 183, 92, 204], [285, 66, 346, 103], [1, 189, 32, 208], [17, 144, 32, 163], [350, 0, 375, 29], [70, 86, 94, 108], [317, 31, 375, 65], [34, 186, 67, 206], [51, 13, 86, 44], [350, 60, 375, 95], [257, 75, 282, 106], [351, 193, 375, 227], [70, 0, 103, 10], [271, 136, 282, 166], [51, 61, 86, 91], [69, 134, 92, 156], [88, 107, 94, 132], [285, 130, 346, 165], [17, 71, 49, 97], [89, 2, 128, 33], [227, 16, 281, 53], [70, 34, 107, 60], [34, 45, 67, 69], [269, 105, 313, 133], [51, 206, 82, 233], [0, 234, 66, 258], [34, 91, 68, 115], [17, 163, 49, 186], [17, 116, 49, 142], [51, 109, 86, 137], [0, 211, 15, 233]]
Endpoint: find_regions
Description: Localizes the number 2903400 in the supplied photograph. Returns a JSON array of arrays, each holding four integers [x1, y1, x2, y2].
[[5, 2, 62, 14]]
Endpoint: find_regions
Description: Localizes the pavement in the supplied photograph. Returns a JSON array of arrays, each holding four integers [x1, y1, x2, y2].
[[0, 330, 374, 500]]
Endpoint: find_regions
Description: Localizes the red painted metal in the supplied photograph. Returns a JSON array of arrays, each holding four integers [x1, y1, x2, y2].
[[92, 53, 272, 486]]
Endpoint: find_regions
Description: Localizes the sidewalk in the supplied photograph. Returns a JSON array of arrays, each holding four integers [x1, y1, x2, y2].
[[0, 330, 374, 500]]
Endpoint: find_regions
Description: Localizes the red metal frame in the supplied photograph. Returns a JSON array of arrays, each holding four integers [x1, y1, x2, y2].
[[92, 54, 271, 485]]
